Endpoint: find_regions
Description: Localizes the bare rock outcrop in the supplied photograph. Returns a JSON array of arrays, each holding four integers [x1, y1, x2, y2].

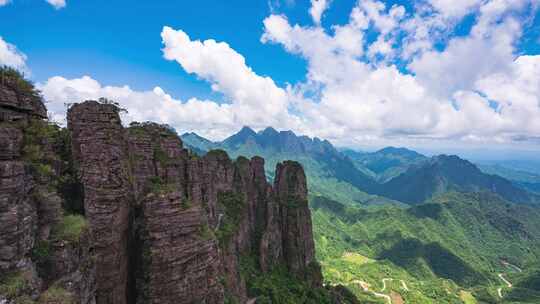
[[1, 69, 325, 304], [66, 101, 324, 304], [135, 192, 222, 304], [1, 74, 96, 304], [67, 101, 130, 304], [274, 161, 321, 287], [0, 77, 46, 121], [126, 124, 223, 304]]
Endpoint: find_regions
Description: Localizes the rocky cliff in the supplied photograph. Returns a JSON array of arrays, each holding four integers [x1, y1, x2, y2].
[[67, 101, 131, 304], [0, 68, 96, 304], [1, 68, 334, 304], [66, 104, 324, 303]]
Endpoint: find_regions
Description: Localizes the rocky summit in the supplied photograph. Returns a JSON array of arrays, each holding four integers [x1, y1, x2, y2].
[[0, 69, 330, 303]]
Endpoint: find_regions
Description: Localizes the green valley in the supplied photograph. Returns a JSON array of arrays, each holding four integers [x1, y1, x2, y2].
[[181, 127, 540, 303], [313, 193, 540, 303]]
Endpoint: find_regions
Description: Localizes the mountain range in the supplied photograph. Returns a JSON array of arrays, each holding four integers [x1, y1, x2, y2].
[[182, 127, 539, 206], [182, 126, 540, 303]]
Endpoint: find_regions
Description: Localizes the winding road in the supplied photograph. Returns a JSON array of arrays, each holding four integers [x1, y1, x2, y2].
[[497, 273, 512, 297], [497, 261, 520, 298], [347, 277, 411, 304], [502, 261, 522, 273], [400, 280, 409, 291], [351, 280, 392, 304], [381, 278, 392, 291]]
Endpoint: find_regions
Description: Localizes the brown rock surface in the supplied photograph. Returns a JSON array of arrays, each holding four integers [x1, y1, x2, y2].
[[46, 229, 97, 304], [62, 100, 323, 303], [127, 123, 223, 304], [67, 101, 130, 304], [1, 76, 96, 304], [135, 192, 222, 304], [0, 160, 36, 272], [0, 78, 46, 120], [273, 161, 320, 286]]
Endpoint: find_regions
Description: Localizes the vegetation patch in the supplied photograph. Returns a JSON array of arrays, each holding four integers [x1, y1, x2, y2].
[[31, 240, 51, 264], [53, 214, 88, 243], [459, 290, 477, 304], [206, 149, 230, 160], [215, 191, 246, 246], [341, 252, 374, 265], [198, 222, 215, 241], [22, 119, 61, 181], [0, 272, 27, 299], [181, 198, 192, 210], [285, 195, 308, 209], [238, 255, 347, 304], [153, 146, 171, 165], [39, 285, 75, 304], [0, 66, 40, 97], [147, 176, 175, 194]]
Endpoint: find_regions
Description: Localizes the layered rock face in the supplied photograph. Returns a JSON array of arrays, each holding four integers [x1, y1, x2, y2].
[[67, 102, 323, 303], [0, 74, 96, 304], [273, 161, 321, 286], [0, 80, 42, 274], [127, 124, 223, 304], [1, 68, 329, 304], [67, 102, 131, 304]]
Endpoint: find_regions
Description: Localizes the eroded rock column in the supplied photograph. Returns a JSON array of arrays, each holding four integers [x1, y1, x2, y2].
[[68, 101, 131, 304], [273, 161, 321, 286], [127, 123, 224, 304]]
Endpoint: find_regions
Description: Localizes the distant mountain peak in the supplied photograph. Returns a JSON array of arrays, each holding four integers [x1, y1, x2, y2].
[[239, 126, 257, 135], [181, 131, 206, 139], [260, 126, 279, 136], [280, 130, 296, 136], [377, 146, 425, 158], [221, 126, 258, 148], [430, 154, 479, 170], [380, 153, 533, 205]]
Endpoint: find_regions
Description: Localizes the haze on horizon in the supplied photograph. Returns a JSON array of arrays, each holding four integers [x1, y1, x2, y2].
[[1, 0, 539, 158]]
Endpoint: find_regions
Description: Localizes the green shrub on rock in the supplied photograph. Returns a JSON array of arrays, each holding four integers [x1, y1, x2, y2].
[[38, 286, 74, 304], [0, 272, 28, 299], [52, 215, 88, 243]]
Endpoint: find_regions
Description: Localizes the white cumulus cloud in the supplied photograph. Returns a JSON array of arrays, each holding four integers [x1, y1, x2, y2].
[[309, 0, 330, 25], [160, 26, 298, 130], [428, 0, 483, 19], [0, 0, 66, 9], [45, 0, 66, 9], [33, 0, 540, 150], [38, 75, 240, 140], [260, 0, 540, 147], [0, 36, 28, 72]]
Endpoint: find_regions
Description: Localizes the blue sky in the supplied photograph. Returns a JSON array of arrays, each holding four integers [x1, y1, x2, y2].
[[0, 0, 314, 99], [1, 0, 540, 157]]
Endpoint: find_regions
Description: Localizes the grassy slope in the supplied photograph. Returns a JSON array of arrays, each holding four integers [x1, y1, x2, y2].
[[312, 192, 540, 303]]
